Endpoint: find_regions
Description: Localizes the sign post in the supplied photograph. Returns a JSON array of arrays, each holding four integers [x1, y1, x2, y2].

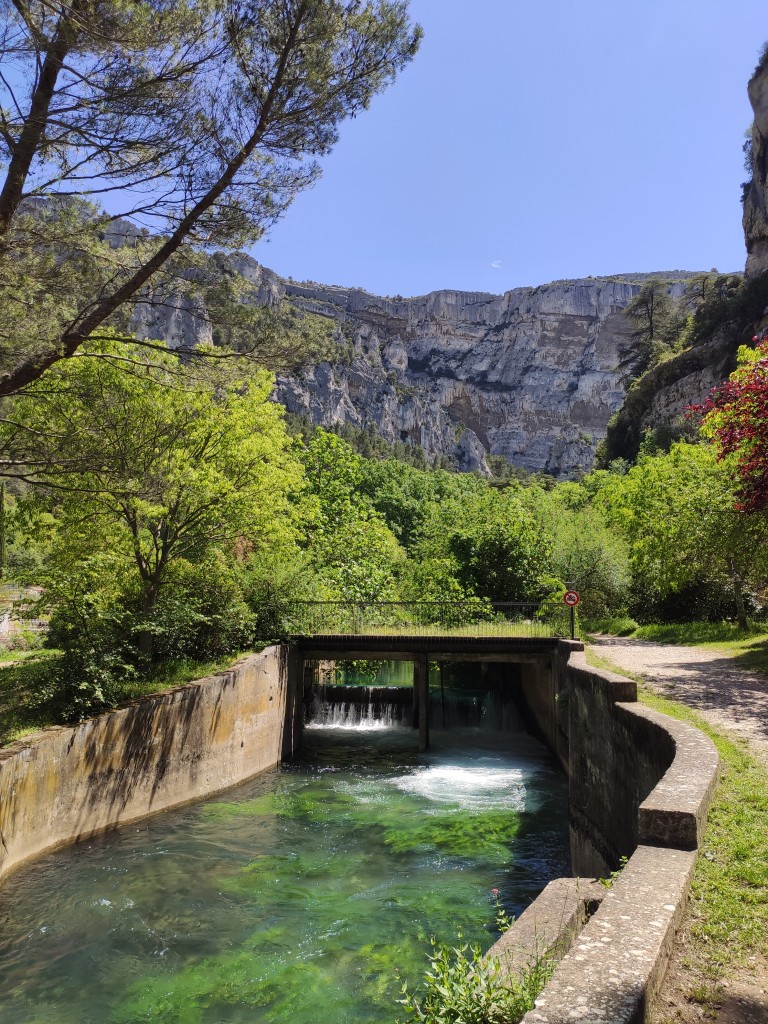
[[563, 590, 580, 640]]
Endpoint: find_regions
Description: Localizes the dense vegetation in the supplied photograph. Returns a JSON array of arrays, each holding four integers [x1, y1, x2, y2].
[[600, 270, 768, 465], [1, 325, 767, 737]]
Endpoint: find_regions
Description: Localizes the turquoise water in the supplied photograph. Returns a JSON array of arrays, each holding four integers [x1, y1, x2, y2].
[[0, 727, 568, 1024]]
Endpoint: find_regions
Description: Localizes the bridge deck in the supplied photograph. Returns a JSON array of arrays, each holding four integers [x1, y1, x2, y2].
[[294, 633, 565, 660]]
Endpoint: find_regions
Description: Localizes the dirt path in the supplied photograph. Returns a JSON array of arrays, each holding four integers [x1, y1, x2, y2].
[[591, 635, 768, 768], [590, 635, 768, 1024]]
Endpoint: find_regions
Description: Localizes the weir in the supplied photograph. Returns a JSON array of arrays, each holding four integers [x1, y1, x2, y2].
[[292, 633, 567, 759]]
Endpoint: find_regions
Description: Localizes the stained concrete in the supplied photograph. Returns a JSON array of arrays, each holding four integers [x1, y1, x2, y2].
[[0, 646, 296, 882], [491, 877, 605, 978]]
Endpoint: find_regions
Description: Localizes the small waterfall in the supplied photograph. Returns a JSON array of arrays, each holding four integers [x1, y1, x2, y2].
[[305, 684, 411, 730]]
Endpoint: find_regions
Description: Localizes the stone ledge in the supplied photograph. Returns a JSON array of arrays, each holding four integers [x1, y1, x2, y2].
[[567, 651, 638, 703], [625, 703, 719, 851], [522, 846, 697, 1024], [489, 877, 605, 978]]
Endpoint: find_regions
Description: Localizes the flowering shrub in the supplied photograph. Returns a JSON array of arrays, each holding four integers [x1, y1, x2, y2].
[[696, 341, 768, 511]]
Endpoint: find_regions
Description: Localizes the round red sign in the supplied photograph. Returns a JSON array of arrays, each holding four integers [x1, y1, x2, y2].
[[563, 590, 580, 607]]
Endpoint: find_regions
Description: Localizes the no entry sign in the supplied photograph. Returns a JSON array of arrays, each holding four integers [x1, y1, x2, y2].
[[563, 590, 580, 607]]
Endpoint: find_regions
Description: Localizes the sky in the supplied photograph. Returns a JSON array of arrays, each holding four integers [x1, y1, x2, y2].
[[251, 0, 768, 298]]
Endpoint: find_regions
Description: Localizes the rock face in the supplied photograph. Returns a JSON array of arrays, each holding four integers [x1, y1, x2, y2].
[[131, 259, 700, 476], [274, 273, 696, 476], [599, 331, 740, 466], [744, 53, 768, 278]]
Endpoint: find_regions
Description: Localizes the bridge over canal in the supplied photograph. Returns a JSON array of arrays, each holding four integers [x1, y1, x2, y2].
[[288, 600, 575, 752]]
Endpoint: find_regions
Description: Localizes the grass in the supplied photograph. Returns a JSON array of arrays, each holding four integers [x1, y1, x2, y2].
[[581, 615, 639, 637], [584, 646, 768, 982], [121, 652, 251, 699], [640, 689, 768, 974], [0, 649, 250, 748], [0, 646, 49, 665]]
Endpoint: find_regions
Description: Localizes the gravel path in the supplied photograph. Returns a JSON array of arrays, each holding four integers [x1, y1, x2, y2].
[[590, 635, 768, 768]]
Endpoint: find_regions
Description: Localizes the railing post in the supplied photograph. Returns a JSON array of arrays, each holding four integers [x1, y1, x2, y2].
[[412, 660, 419, 730]]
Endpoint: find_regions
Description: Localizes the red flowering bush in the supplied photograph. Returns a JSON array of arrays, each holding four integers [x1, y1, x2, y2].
[[698, 341, 768, 511]]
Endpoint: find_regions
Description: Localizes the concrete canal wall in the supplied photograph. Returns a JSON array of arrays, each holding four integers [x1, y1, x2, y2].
[[492, 644, 719, 1024], [0, 645, 301, 882]]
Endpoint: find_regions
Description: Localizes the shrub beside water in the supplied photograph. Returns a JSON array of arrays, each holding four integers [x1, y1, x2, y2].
[[397, 934, 552, 1024], [397, 898, 554, 1024]]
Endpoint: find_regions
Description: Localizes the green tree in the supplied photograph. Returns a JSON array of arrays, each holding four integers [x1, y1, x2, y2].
[[357, 457, 486, 549], [302, 428, 365, 523], [0, 1, 421, 394], [415, 488, 552, 603], [543, 490, 630, 619], [0, 338, 303, 658], [300, 429, 405, 601], [624, 278, 680, 373], [595, 442, 768, 627]]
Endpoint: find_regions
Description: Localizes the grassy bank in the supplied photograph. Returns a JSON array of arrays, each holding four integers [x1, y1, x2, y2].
[[0, 650, 251, 748], [585, 646, 768, 996]]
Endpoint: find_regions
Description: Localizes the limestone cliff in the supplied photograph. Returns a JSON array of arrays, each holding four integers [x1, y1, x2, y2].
[[743, 51, 768, 277], [131, 264, 701, 476], [276, 275, 701, 477]]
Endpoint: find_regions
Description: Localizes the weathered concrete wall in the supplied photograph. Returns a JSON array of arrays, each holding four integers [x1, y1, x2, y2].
[[493, 643, 719, 1024], [565, 649, 718, 877], [518, 645, 571, 772], [0, 645, 297, 883]]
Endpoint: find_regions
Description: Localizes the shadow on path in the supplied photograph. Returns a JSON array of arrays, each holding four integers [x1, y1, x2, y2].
[[591, 635, 768, 756]]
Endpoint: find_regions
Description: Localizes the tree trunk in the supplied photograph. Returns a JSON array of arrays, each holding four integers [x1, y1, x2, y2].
[[137, 585, 159, 664]]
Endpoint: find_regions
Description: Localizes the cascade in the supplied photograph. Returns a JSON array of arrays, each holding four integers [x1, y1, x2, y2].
[[305, 682, 525, 732], [305, 684, 411, 729]]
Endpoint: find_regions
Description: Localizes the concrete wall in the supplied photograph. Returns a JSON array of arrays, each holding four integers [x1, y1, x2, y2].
[[565, 650, 717, 877], [490, 643, 720, 1024], [0, 645, 298, 883]]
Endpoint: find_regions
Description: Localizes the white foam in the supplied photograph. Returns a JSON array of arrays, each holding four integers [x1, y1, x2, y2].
[[389, 762, 529, 812], [305, 720, 402, 733]]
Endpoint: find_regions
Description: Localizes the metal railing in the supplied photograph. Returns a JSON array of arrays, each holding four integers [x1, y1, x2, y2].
[[285, 600, 573, 639]]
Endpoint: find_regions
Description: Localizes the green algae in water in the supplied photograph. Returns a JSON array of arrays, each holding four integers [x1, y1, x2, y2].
[[381, 808, 520, 859], [0, 730, 569, 1024]]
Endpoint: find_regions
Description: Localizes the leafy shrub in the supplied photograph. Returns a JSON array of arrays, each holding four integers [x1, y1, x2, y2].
[[150, 557, 255, 662], [45, 598, 139, 718], [397, 935, 552, 1024], [242, 549, 324, 640]]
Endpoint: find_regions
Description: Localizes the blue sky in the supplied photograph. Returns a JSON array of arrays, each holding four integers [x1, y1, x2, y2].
[[253, 0, 768, 297]]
